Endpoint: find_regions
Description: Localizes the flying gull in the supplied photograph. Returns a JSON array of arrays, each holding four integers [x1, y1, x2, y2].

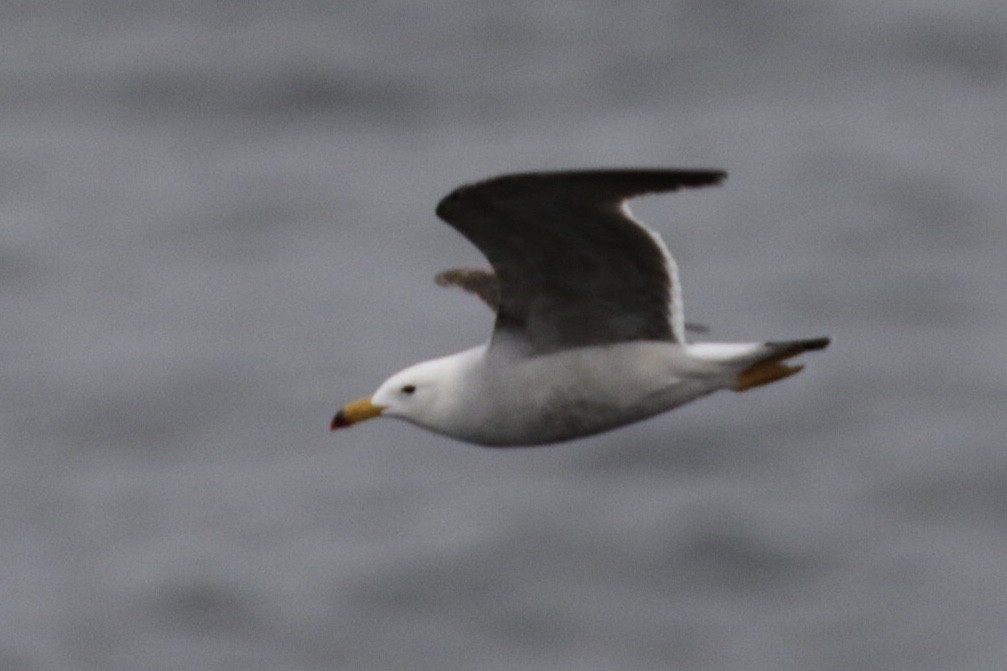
[[331, 169, 829, 446]]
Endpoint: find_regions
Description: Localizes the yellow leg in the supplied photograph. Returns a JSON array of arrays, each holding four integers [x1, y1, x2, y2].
[[734, 361, 804, 392]]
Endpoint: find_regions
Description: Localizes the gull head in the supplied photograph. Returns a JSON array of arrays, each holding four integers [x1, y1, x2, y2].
[[330, 354, 470, 432]]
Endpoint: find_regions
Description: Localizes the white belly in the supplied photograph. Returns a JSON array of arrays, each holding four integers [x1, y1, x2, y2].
[[440, 341, 732, 446]]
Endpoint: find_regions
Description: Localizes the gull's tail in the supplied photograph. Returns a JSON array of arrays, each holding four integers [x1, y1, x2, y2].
[[732, 337, 831, 391]]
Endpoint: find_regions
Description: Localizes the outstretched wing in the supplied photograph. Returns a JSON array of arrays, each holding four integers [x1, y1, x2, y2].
[[434, 268, 500, 311], [435, 266, 710, 334], [435, 169, 725, 354]]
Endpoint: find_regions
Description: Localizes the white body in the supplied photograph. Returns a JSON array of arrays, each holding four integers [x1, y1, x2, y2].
[[373, 340, 768, 446]]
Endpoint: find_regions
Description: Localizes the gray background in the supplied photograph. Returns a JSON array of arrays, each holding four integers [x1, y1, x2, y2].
[[3, 1, 1006, 669]]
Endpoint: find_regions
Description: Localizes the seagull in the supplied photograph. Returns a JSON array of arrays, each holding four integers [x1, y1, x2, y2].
[[332, 169, 829, 447]]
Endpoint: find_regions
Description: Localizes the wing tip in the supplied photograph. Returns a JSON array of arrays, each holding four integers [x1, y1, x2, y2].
[[678, 169, 728, 187], [436, 168, 727, 218]]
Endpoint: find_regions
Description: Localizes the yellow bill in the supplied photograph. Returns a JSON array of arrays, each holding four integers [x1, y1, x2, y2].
[[331, 395, 385, 430]]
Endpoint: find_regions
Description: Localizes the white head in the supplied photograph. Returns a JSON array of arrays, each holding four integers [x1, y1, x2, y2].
[[330, 353, 471, 433]]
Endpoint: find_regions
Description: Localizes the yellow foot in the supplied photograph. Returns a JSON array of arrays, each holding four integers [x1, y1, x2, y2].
[[734, 361, 804, 392]]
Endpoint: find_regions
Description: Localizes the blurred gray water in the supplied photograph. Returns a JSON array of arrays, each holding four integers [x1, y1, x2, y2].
[[3, 1, 1006, 669]]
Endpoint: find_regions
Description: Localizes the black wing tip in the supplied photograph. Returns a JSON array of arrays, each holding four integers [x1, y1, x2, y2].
[[670, 169, 728, 187], [799, 336, 832, 351], [436, 167, 727, 217], [482, 167, 727, 187], [590, 167, 727, 192], [766, 336, 832, 355]]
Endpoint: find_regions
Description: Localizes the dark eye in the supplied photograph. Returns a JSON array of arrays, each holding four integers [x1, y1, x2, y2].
[[401, 385, 416, 395]]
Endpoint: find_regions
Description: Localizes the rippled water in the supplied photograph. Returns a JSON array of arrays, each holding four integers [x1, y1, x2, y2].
[[3, 2, 1006, 669]]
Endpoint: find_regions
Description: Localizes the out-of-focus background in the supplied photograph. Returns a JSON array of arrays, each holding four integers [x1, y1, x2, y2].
[[3, 1, 1006, 669]]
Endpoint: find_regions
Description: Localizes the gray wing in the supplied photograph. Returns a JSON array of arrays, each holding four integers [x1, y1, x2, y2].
[[434, 268, 500, 311], [435, 169, 726, 354], [435, 265, 710, 334]]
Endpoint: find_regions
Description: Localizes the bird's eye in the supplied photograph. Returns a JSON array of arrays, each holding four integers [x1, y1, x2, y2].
[[401, 385, 416, 395]]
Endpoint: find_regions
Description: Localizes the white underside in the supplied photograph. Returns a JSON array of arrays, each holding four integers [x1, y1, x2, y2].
[[397, 340, 767, 446]]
